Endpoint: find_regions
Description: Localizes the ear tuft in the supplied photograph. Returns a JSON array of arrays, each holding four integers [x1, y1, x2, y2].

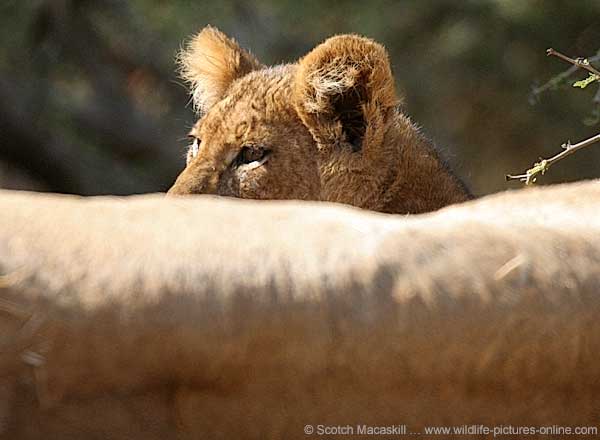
[[294, 35, 398, 150], [178, 26, 262, 113]]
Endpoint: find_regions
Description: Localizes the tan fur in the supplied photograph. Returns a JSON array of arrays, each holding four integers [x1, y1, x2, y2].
[[169, 27, 471, 214], [2, 181, 600, 438]]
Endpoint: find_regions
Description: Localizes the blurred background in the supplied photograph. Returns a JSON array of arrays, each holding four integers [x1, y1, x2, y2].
[[1, 0, 599, 196]]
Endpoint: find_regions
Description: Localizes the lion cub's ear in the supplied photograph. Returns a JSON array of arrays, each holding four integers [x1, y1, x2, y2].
[[179, 26, 263, 113], [294, 35, 398, 152]]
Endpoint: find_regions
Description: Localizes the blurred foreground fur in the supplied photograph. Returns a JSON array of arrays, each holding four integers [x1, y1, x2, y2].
[[168, 27, 470, 213], [1, 180, 600, 438]]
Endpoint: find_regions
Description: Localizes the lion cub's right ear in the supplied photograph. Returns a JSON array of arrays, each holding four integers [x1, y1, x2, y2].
[[294, 35, 398, 154], [179, 26, 263, 113]]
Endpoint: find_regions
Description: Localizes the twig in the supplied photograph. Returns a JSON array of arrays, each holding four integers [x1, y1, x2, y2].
[[546, 48, 600, 77], [506, 132, 600, 184], [530, 51, 600, 101], [511, 48, 600, 184]]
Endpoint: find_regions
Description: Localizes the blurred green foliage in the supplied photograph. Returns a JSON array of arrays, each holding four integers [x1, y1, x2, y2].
[[1, 0, 599, 195]]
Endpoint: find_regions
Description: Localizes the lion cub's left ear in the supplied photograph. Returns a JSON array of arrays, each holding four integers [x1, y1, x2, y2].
[[294, 35, 398, 153]]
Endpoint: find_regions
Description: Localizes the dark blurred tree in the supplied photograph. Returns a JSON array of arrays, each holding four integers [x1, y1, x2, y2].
[[1, 0, 188, 194], [1, 0, 599, 195]]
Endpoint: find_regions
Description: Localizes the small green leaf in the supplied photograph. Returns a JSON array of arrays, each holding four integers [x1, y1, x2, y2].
[[573, 74, 599, 89]]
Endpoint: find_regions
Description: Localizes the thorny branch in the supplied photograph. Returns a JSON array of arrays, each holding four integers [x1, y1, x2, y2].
[[508, 48, 600, 185], [546, 48, 600, 78], [506, 133, 600, 184], [529, 51, 600, 101]]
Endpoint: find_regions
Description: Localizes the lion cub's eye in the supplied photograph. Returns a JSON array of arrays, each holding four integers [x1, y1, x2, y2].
[[186, 137, 201, 165], [190, 138, 201, 158], [235, 145, 271, 167]]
